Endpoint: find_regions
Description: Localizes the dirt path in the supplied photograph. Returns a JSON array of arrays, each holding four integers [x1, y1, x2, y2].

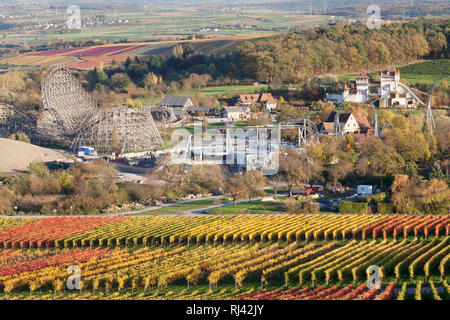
[[0, 138, 68, 173]]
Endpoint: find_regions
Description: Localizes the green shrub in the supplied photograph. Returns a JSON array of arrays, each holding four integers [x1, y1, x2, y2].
[[339, 200, 367, 214], [364, 192, 387, 204], [302, 202, 320, 214], [377, 202, 396, 214], [283, 199, 301, 214]]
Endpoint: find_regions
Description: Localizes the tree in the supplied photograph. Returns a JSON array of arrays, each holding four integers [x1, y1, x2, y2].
[[283, 198, 301, 214], [95, 64, 109, 85], [213, 198, 222, 214], [225, 174, 246, 207], [144, 72, 160, 88], [269, 175, 284, 199], [392, 131, 430, 163], [410, 33, 430, 59], [329, 159, 353, 187], [319, 104, 335, 122], [367, 140, 404, 175], [392, 115, 409, 131], [429, 161, 445, 181], [430, 32, 447, 58], [8, 131, 30, 144], [125, 98, 134, 108], [172, 44, 184, 58], [110, 73, 131, 89], [391, 174, 449, 214], [244, 171, 267, 201], [189, 165, 224, 194], [379, 110, 395, 126], [183, 44, 195, 59], [279, 150, 308, 198]]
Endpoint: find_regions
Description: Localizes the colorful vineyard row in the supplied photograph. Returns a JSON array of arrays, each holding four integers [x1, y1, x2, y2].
[[49, 214, 450, 247], [0, 217, 124, 249], [283, 237, 450, 286], [0, 238, 448, 295], [233, 283, 395, 300], [0, 215, 448, 249], [29, 44, 148, 57]]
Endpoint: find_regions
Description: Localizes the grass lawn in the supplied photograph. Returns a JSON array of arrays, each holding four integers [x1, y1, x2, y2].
[[132, 198, 228, 215], [141, 85, 266, 104], [204, 199, 286, 215]]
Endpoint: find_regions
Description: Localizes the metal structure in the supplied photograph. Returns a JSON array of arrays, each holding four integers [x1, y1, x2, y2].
[[177, 119, 320, 162], [424, 75, 449, 136], [36, 67, 163, 153], [279, 118, 321, 146]]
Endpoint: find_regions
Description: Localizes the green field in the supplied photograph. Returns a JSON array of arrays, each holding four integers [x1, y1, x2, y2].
[[338, 60, 450, 85], [0, 3, 337, 45], [399, 60, 450, 75], [204, 199, 284, 215], [132, 198, 228, 215], [141, 84, 267, 104]]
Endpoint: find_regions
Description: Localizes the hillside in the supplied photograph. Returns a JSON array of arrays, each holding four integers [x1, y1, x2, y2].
[[0, 138, 68, 173]]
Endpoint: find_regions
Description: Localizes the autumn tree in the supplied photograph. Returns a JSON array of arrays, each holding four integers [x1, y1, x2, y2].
[[279, 150, 308, 198], [244, 170, 267, 201], [224, 174, 247, 207]]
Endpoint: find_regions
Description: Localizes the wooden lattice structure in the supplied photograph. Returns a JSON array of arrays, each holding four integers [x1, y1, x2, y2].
[[37, 66, 97, 145], [0, 104, 39, 141], [71, 106, 164, 154], [37, 66, 163, 153]]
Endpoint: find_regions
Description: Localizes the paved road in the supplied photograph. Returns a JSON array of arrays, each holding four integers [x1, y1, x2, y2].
[[1, 193, 289, 219]]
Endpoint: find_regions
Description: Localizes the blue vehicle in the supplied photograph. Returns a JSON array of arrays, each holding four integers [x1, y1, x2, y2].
[[78, 146, 95, 156]]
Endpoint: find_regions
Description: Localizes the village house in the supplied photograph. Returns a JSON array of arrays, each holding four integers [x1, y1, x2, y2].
[[325, 66, 424, 108], [237, 93, 278, 112], [318, 111, 372, 136], [160, 96, 194, 109], [222, 106, 251, 121]]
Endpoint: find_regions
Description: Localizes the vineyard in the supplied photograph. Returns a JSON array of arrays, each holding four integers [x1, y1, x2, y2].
[[2, 35, 269, 70], [399, 59, 450, 76], [0, 215, 448, 300]]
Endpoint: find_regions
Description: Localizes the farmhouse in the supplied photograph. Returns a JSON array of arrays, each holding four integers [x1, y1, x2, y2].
[[325, 66, 424, 108], [318, 112, 372, 135], [223, 106, 251, 121], [237, 93, 278, 112], [160, 96, 194, 109]]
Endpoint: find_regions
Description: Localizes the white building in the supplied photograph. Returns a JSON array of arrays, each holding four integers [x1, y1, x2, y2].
[[222, 106, 251, 121], [319, 111, 371, 136], [325, 67, 424, 108]]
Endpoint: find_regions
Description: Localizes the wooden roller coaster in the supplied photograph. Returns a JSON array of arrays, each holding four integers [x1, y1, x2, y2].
[[2, 66, 163, 153]]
